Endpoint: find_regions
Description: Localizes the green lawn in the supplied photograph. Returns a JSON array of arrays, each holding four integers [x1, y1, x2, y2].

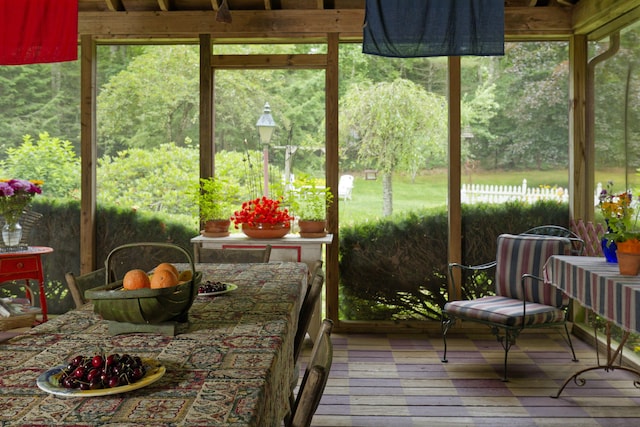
[[338, 168, 627, 225]]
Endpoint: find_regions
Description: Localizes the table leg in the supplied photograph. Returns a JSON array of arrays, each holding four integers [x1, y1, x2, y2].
[[37, 279, 48, 322], [552, 320, 640, 398]]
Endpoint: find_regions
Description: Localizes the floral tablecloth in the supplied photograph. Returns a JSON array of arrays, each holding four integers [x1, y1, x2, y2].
[[0, 262, 308, 426]]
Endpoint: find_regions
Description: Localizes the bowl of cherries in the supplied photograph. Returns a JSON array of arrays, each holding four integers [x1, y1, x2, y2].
[[36, 352, 166, 397]]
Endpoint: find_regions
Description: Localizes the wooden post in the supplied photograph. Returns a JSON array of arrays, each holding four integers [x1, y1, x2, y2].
[[80, 35, 97, 274], [448, 56, 462, 301]]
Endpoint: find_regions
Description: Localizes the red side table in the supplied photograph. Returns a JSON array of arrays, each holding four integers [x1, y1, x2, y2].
[[0, 246, 53, 322]]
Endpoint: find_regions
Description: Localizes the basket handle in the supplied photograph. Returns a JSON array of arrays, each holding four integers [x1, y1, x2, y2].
[[104, 242, 195, 286]]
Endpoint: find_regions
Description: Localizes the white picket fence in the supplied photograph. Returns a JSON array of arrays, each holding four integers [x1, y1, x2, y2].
[[461, 179, 569, 204]]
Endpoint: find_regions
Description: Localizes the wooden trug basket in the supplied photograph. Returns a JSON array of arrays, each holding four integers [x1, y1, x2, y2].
[[85, 243, 202, 325]]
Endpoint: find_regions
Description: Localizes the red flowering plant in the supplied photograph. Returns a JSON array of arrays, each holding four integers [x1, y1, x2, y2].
[[230, 196, 294, 229]]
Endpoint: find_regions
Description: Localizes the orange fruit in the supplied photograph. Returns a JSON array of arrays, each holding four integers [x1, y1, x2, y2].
[[154, 262, 179, 278], [178, 270, 193, 282], [150, 269, 179, 289], [123, 269, 151, 290]]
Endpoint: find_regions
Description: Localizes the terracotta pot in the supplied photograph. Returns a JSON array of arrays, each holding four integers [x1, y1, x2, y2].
[[242, 222, 290, 239], [616, 239, 640, 254], [201, 219, 230, 237], [617, 251, 640, 275], [298, 219, 327, 237]]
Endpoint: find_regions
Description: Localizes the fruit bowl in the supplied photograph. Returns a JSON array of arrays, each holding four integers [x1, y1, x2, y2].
[[85, 243, 202, 325]]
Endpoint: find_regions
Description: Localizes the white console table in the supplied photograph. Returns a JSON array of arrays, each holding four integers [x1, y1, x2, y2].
[[191, 233, 333, 340]]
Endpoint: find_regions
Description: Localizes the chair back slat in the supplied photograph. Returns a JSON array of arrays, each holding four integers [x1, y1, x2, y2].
[[289, 318, 333, 427], [294, 261, 324, 363], [196, 245, 271, 263], [495, 234, 570, 307]]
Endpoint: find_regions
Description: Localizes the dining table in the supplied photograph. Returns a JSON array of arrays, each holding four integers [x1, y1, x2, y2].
[[544, 255, 640, 397], [0, 261, 308, 426]]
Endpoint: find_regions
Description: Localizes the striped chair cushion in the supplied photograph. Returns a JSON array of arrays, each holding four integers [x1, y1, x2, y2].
[[495, 234, 571, 308], [444, 295, 566, 327]]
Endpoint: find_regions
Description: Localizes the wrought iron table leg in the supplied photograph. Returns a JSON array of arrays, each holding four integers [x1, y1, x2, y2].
[[552, 322, 640, 398]]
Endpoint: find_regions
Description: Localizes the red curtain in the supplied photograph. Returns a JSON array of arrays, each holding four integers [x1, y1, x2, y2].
[[0, 0, 78, 65]]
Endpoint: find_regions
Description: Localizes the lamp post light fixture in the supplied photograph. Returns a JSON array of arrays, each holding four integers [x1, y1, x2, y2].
[[256, 102, 276, 197]]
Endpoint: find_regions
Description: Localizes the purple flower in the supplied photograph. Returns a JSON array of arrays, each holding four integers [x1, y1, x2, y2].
[[0, 182, 15, 197]]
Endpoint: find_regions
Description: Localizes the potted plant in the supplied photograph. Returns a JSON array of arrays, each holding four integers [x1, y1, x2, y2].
[[600, 183, 640, 273], [195, 177, 240, 237], [288, 176, 334, 237], [230, 196, 294, 239]]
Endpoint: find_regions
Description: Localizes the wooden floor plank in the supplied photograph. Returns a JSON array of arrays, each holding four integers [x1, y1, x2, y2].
[[297, 330, 640, 426]]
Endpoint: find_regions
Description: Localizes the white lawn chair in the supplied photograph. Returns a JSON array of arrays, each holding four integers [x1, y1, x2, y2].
[[338, 175, 354, 201]]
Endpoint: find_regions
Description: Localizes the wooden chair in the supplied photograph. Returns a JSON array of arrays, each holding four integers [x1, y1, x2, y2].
[[65, 268, 107, 309], [286, 318, 334, 427], [195, 245, 271, 263], [442, 233, 579, 381], [294, 260, 324, 363]]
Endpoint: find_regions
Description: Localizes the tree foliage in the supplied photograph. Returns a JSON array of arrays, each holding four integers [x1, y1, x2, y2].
[[340, 78, 447, 215], [1, 132, 79, 198]]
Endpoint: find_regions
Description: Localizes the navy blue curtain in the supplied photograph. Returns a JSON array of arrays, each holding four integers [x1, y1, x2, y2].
[[363, 0, 504, 58]]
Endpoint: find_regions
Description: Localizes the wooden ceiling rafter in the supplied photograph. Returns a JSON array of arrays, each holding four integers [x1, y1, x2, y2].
[[105, 0, 123, 12], [157, 0, 171, 12]]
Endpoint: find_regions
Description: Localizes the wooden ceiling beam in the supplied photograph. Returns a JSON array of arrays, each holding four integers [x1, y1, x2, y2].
[[78, 8, 575, 40], [573, 0, 640, 39]]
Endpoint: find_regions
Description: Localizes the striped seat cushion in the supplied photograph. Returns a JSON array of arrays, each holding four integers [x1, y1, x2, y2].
[[444, 295, 566, 327]]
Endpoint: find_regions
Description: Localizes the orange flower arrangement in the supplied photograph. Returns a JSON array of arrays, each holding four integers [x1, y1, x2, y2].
[[599, 181, 639, 244]]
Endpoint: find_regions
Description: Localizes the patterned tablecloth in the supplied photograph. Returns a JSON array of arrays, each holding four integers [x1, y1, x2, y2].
[[0, 262, 308, 426], [544, 255, 640, 333]]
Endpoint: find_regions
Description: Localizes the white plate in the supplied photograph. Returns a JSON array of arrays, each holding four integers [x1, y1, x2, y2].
[[36, 358, 165, 397], [198, 283, 238, 297]]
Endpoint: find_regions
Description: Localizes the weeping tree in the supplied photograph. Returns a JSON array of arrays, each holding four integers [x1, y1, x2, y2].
[[340, 78, 447, 216]]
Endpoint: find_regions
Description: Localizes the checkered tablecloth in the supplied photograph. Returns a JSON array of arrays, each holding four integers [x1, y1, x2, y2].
[[544, 255, 640, 333]]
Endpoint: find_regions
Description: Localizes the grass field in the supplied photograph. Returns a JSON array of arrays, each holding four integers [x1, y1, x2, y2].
[[337, 168, 629, 225]]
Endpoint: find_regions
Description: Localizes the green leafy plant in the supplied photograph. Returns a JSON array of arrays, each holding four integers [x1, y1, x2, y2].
[[195, 177, 240, 221], [287, 176, 334, 221], [599, 182, 640, 244]]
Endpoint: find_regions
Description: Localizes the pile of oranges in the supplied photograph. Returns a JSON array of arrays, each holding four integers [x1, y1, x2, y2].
[[122, 263, 192, 290]]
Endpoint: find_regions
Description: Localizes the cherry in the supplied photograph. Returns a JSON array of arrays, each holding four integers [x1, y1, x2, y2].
[[86, 368, 100, 382], [62, 376, 77, 388], [73, 366, 86, 379], [107, 376, 120, 388], [91, 355, 103, 368], [131, 367, 144, 380]]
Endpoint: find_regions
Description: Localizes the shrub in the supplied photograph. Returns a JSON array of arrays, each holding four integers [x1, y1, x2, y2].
[[339, 200, 570, 321]]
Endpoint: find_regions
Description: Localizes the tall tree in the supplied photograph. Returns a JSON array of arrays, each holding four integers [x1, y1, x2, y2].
[[340, 79, 447, 216]]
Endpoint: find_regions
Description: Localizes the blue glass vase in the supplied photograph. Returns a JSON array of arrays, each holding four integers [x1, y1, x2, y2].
[[601, 238, 617, 263]]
